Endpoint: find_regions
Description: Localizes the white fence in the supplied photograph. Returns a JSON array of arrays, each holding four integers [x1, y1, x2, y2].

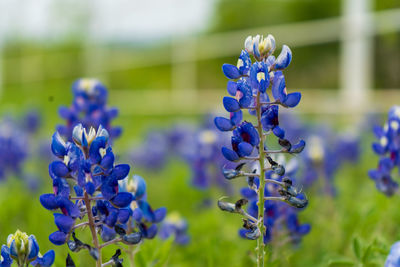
[[0, 1, 399, 117]]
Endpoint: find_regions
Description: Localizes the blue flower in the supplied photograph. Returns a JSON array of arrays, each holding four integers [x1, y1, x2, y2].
[[261, 105, 285, 138], [216, 34, 309, 253], [31, 250, 55, 267], [271, 71, 301, 108], [57, 79, 122, 143], [250, 62, 269, 93], [274, 45, 292, 70], [369, 158, 398, 196], [0, 245, 12, 267], [370, 106, 400, 195], [386, 241, 400, 267], [159, 212, 190, 245], [6, 230, 53, 266], [221, 122, 259, 161], [222, 50, 251, 79], [214, 111, 243, 132]]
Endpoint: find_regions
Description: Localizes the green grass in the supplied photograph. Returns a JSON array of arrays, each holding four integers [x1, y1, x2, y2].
[[0, 133, 398, 266]]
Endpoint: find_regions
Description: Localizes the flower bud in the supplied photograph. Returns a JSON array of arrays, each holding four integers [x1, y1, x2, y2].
[[7, 230, 39, 265]]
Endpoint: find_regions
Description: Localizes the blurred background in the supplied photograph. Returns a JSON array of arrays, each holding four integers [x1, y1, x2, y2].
[[0, 0, 399, 266]]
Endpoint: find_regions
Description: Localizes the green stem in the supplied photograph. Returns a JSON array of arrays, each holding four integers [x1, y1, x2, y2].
[[84, 192, 102, 267], [256, 91, 266, 267]]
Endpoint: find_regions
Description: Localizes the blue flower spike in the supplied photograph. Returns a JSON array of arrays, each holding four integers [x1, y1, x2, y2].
[[41, 94, 167, 265], [369, 105, 400, 196], [215, 34, 309, 263]]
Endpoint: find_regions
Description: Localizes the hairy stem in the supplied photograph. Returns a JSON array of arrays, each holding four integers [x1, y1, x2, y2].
[[100, 237, 122, 249], [256, 91, 266, 267], [84, 192, 102, 267]]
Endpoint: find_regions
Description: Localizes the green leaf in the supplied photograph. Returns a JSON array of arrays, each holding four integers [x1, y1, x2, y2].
[[353, 237, 362, 260], [328, 259, 355, 267]]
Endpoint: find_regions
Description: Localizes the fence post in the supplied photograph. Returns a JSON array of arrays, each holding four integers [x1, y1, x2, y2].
[[340, 0, 373, 115]]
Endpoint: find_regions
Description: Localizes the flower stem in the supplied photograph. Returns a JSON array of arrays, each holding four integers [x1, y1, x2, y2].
[[256, 91, 266, 267], [84, 192, 102, 267]]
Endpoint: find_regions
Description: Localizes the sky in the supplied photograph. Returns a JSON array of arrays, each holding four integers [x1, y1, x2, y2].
[[0, 0, 216, 43]]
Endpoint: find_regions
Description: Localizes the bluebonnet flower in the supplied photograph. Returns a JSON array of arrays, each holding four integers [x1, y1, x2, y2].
[[159, 212, 190, 245], [40, 124, 165, 266], [369, 106, 400, 196], [5, 229, 55, 267], [0, 112, 42, 187], [0, 245, 12, 267], [386, 241, 400, 267], [215, 34, 307, 265], [57, 79, 121, 142]]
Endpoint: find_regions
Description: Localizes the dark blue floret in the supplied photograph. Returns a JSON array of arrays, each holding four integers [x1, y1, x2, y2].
[[222, 64, 241, 79]]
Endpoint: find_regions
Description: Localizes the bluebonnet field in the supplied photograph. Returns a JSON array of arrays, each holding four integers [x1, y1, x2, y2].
[[0, 23, 400, 267]]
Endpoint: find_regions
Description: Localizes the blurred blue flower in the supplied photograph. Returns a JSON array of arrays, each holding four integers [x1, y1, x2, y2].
[[159, 212, 190, 245], [386, 241, 400, 267], [130, 117, 234, 191], [57, 78, 121, 142], [370, 106, 400, 196]]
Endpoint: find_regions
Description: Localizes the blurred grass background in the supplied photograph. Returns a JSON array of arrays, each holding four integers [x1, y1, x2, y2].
[[0, 0, 399, 266]]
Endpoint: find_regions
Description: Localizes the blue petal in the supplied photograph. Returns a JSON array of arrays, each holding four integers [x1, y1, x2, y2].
[[259, 78, 268, 93], [27, 235, 39, 260], [227, 81, 238, 96], [373, 125, 384, 138], [51, 132, 67, 157], [221, 147, 240, 162], [230, 111, 243, 126], [110, 192, 133, 208], [118, 209, 132, 224], [272, 126, 285, 139], [105, 211, 118, 227], [214, 117, 234, 131], [107, 107, 119, 119], [223, 97, 241, 112], [49, 161, 69, 179], [40, 194, 59, 210], [237, 142, 253, 157], [222, 64, 241, 79], [154, 207, 167, 223], [145, 224, 158, 239], [372, 143, 385, 154], [100, 151, 115, 170], [368, 169, 380, 180], [100, 225, 116, 242], [271, 71, 286, 102], [284, 92, 301, 108], [290, 140, 306, 153], [240, 188, 257, 199], [132, 208, 143, 222], [112, 164, 130, 180], [101, 180, 118, 200], [1, 245, 12, 266], [85, 182, 96, 196], [49, 231, 67, 245], [54, 213, 75, 233], [88, 136, 107, 163], [132, 175, 147, 200], [138, 201, 156, 222], [275, 45, 292, 69], [73, 185, 84, 197], [35, 250, 55, 267], [298, 224, 311, 235]]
